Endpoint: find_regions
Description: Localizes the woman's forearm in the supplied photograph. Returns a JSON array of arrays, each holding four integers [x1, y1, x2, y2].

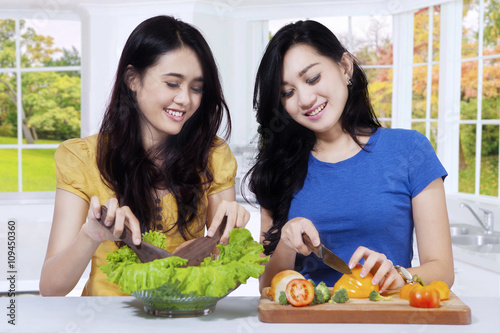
[[259, 241, 297, 292], [39, 223, 100, 296], [406, 258, 455, 287]]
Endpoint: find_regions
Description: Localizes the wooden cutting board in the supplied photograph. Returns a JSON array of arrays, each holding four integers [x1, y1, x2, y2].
[[258, 288, 471, 325]]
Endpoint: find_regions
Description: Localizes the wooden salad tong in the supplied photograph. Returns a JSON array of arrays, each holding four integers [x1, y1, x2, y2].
[[98, 205, 226, 266]]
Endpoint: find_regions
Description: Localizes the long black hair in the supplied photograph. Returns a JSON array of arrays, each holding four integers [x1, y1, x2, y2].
[[97, 15, 230, 239], [245, 20, 380, 254]]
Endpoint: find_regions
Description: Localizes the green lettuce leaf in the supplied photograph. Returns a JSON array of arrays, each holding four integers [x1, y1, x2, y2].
[[141, 230, 167, 249], [100, 228, 269, 297]]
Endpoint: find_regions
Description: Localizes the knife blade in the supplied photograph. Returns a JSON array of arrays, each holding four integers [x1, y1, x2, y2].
[[302, 234, 352, 275]]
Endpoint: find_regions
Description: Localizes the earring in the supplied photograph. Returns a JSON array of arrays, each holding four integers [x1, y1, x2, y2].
[[347, 78, 352, 86]]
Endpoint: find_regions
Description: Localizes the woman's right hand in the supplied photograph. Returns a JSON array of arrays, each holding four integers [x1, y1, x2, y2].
[[279, 217, 320, 256], [84, 196, 142, 246]]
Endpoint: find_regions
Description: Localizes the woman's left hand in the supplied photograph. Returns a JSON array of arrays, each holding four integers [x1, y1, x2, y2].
[[207, 200, 250, 244], [349, 246, 405, 292]]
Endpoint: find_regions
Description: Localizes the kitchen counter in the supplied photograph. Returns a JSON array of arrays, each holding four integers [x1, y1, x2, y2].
[[452, 245, 500, 274], [1, 295, 499, 333]]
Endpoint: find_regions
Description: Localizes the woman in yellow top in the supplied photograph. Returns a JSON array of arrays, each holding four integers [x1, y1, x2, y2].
[[39, 16, 249, 296]]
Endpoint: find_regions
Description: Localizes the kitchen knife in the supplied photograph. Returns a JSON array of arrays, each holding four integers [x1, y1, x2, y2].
[[302, 234, 352, 275]]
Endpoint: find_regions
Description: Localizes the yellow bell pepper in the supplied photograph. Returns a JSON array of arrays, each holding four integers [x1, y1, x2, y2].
[[332, 267, 379, 298]]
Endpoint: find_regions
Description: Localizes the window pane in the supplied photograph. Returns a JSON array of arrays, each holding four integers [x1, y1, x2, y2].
[[0, 19, 16, 68], [22, 148, 56, 192], [351, 15, 392, 66], [412, 121, 425, 136], [431, 64, 439, 119], [482, 58, 500, 119], [0, 72, 17, 140], [269, 17, 304, 36], [432, 6, 441, 62], [462, 0, 479, 58], [412, 65, 427, 119], [480, 125, 499, 196], [380, 120, 391, 128], [0, 149, 18, 192], [411, 122, 438, 151], [313, 17, 350, 47], [461, 60, 478, 120], [414, 8, 429, 63], [365, 67, 392, 120], [430, 121, 438, 150], [483, 0, 500, 56], [21, 19, 81, 68], [459, 124, 476, 193], [21, 71, 80, 144]]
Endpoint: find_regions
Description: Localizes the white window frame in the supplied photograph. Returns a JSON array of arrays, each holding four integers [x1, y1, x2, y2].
[[458, 0, 500, 197], [411, 6, 440, 139], [4, 0, 497, 209], [239, 0, 497, 206], [0, 10, 81, 202]]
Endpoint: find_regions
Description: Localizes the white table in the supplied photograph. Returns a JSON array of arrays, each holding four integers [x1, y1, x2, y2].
[[1, 295, 500, 333]]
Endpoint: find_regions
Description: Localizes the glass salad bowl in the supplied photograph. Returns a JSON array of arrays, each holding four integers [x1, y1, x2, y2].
[[132, 282, 232, 317]]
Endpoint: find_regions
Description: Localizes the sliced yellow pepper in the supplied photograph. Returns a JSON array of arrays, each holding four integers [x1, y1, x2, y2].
[[400, 283, 422, 300], [332, 267, 379, 298], [429, 280, 450, 300]]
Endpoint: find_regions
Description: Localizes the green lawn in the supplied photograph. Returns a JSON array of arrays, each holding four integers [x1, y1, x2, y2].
[[459, 155, 499, 196], [0, 136, 62, 144], [1, 137, 499, 195], [0, 136, 60, 191], [0, 149, 18, 191], [22, 148, 57, 191], [0, 148, 57, 192]]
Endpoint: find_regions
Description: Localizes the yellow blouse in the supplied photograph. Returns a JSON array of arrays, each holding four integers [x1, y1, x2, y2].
[[55, 134, 237, 296]]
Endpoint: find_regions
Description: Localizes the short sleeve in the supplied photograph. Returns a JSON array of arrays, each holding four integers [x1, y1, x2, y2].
[[207, 137, 237, 195], [408, 131, 448, 198], [55, 138, 96, 203]]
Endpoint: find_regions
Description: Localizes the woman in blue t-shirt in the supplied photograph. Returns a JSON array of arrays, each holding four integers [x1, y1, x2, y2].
[[246, 20, 454, 293]]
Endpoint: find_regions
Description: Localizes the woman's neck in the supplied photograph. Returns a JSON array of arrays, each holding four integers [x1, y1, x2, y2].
[[141, 123, 168, 151], [312, 128, 369, 163]]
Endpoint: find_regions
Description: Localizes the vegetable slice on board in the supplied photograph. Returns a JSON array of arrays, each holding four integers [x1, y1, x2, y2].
[[429, 280, 450, 300], [332, 267, 379, 298], [285, 279, 315, 307], [409, 285, 441, 308], [400, 283, 422, 300]]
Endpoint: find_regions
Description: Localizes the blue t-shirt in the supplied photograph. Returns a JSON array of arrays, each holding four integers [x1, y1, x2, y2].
[[289, 128, 447, 285]]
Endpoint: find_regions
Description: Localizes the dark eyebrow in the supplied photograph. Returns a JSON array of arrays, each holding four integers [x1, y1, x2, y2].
[[163, 73, 204, 82], [281, 63, 319, 86], [299, 63, 319, 77]]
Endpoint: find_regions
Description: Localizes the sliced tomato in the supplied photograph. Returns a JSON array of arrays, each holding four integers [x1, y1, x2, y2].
[[285, 278, 315, 307]]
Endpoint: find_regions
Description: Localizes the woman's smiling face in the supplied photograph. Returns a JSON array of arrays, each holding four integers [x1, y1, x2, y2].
[[130, 47, 204, 147], [280, 43, 352, 136]]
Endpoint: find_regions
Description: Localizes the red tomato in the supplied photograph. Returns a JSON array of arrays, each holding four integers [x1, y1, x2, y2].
[[285, 279, 315, 307], [400, 283, 422, 300], [409, 285, 441, 308]]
